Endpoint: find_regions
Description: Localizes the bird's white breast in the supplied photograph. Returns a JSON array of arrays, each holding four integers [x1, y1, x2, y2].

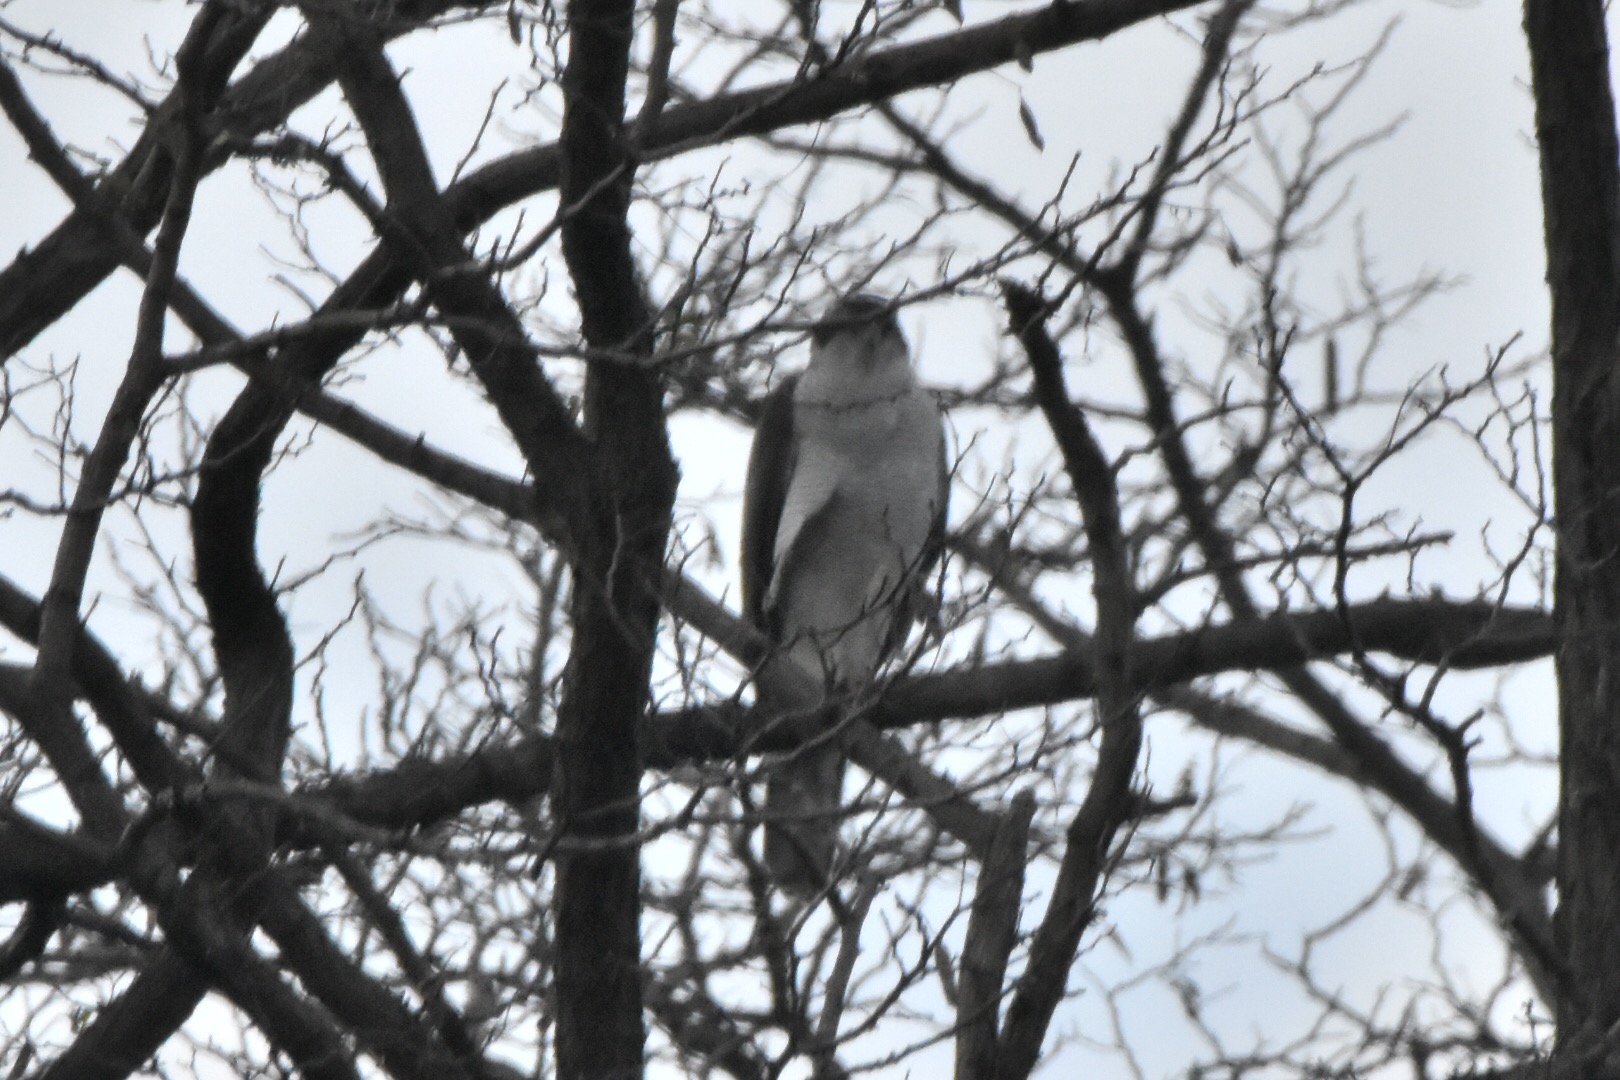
[[765, 368, 944, 681]]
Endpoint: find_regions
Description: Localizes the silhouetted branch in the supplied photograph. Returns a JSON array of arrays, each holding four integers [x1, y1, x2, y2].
[[994, 280, 1146, 1080], [955, 791, 1035, 1080]]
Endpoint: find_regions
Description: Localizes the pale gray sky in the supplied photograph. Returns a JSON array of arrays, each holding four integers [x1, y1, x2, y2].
[[0, 1, 1575, 1076]]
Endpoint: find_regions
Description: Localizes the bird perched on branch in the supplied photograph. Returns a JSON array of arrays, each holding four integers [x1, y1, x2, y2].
[[741, 293, 949, 894]]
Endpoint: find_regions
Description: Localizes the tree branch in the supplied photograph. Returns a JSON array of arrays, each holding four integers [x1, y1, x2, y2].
[[1525, 0, 1620, 1037], [993, 282, 1146, 1080], [956, 791, 1035, 1080], [1, 0, 1207, 364], [549, 0, 674, 1073], [0, 0, 478, 359]]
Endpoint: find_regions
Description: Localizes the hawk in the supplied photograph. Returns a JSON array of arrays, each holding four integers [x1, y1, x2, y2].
[[741, 293, 949, 893]]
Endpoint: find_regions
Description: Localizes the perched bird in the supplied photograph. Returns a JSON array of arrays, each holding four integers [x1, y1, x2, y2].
[[741, 293, 949, 893]]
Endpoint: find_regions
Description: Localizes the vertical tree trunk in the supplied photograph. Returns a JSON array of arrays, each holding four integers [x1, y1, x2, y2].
[[553, 1, 678, 1077], [1525, 0, 1620, 1044]]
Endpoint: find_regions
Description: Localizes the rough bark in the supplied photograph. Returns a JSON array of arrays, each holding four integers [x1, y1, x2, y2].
[[1525, 0, 1620, 1044], [551, 0, 677, 1075]]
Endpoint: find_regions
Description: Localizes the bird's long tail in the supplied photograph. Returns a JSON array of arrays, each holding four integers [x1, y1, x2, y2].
[[764, 744, 845, 896]]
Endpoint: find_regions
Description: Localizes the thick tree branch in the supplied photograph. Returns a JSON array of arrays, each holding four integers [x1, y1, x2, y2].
[[34, 955, 219, 1080], [316, 12, 595, 542], [24, 5, 235, 839], [1525, 0, 1620, 1041], [1, 0, 1206, 366], [0, 0, 486, 359], [994, 282, 1146, 1080], [116, 856, 363, 1080], [956, 791, 1035, 1080], [1, 561, 1556, 908], [549, 0, 674, 1074]]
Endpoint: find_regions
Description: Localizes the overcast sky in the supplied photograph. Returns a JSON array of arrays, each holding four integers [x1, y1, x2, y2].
[[0, 1, 1587, 1076]]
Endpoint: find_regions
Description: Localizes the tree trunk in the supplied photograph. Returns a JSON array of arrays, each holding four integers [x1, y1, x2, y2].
[[1525, 0, 1620, 1047], [552, 1, 677, 1077]]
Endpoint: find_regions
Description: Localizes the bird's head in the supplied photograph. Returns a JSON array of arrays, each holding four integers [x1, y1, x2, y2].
[[809, 293, 910, 374]]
